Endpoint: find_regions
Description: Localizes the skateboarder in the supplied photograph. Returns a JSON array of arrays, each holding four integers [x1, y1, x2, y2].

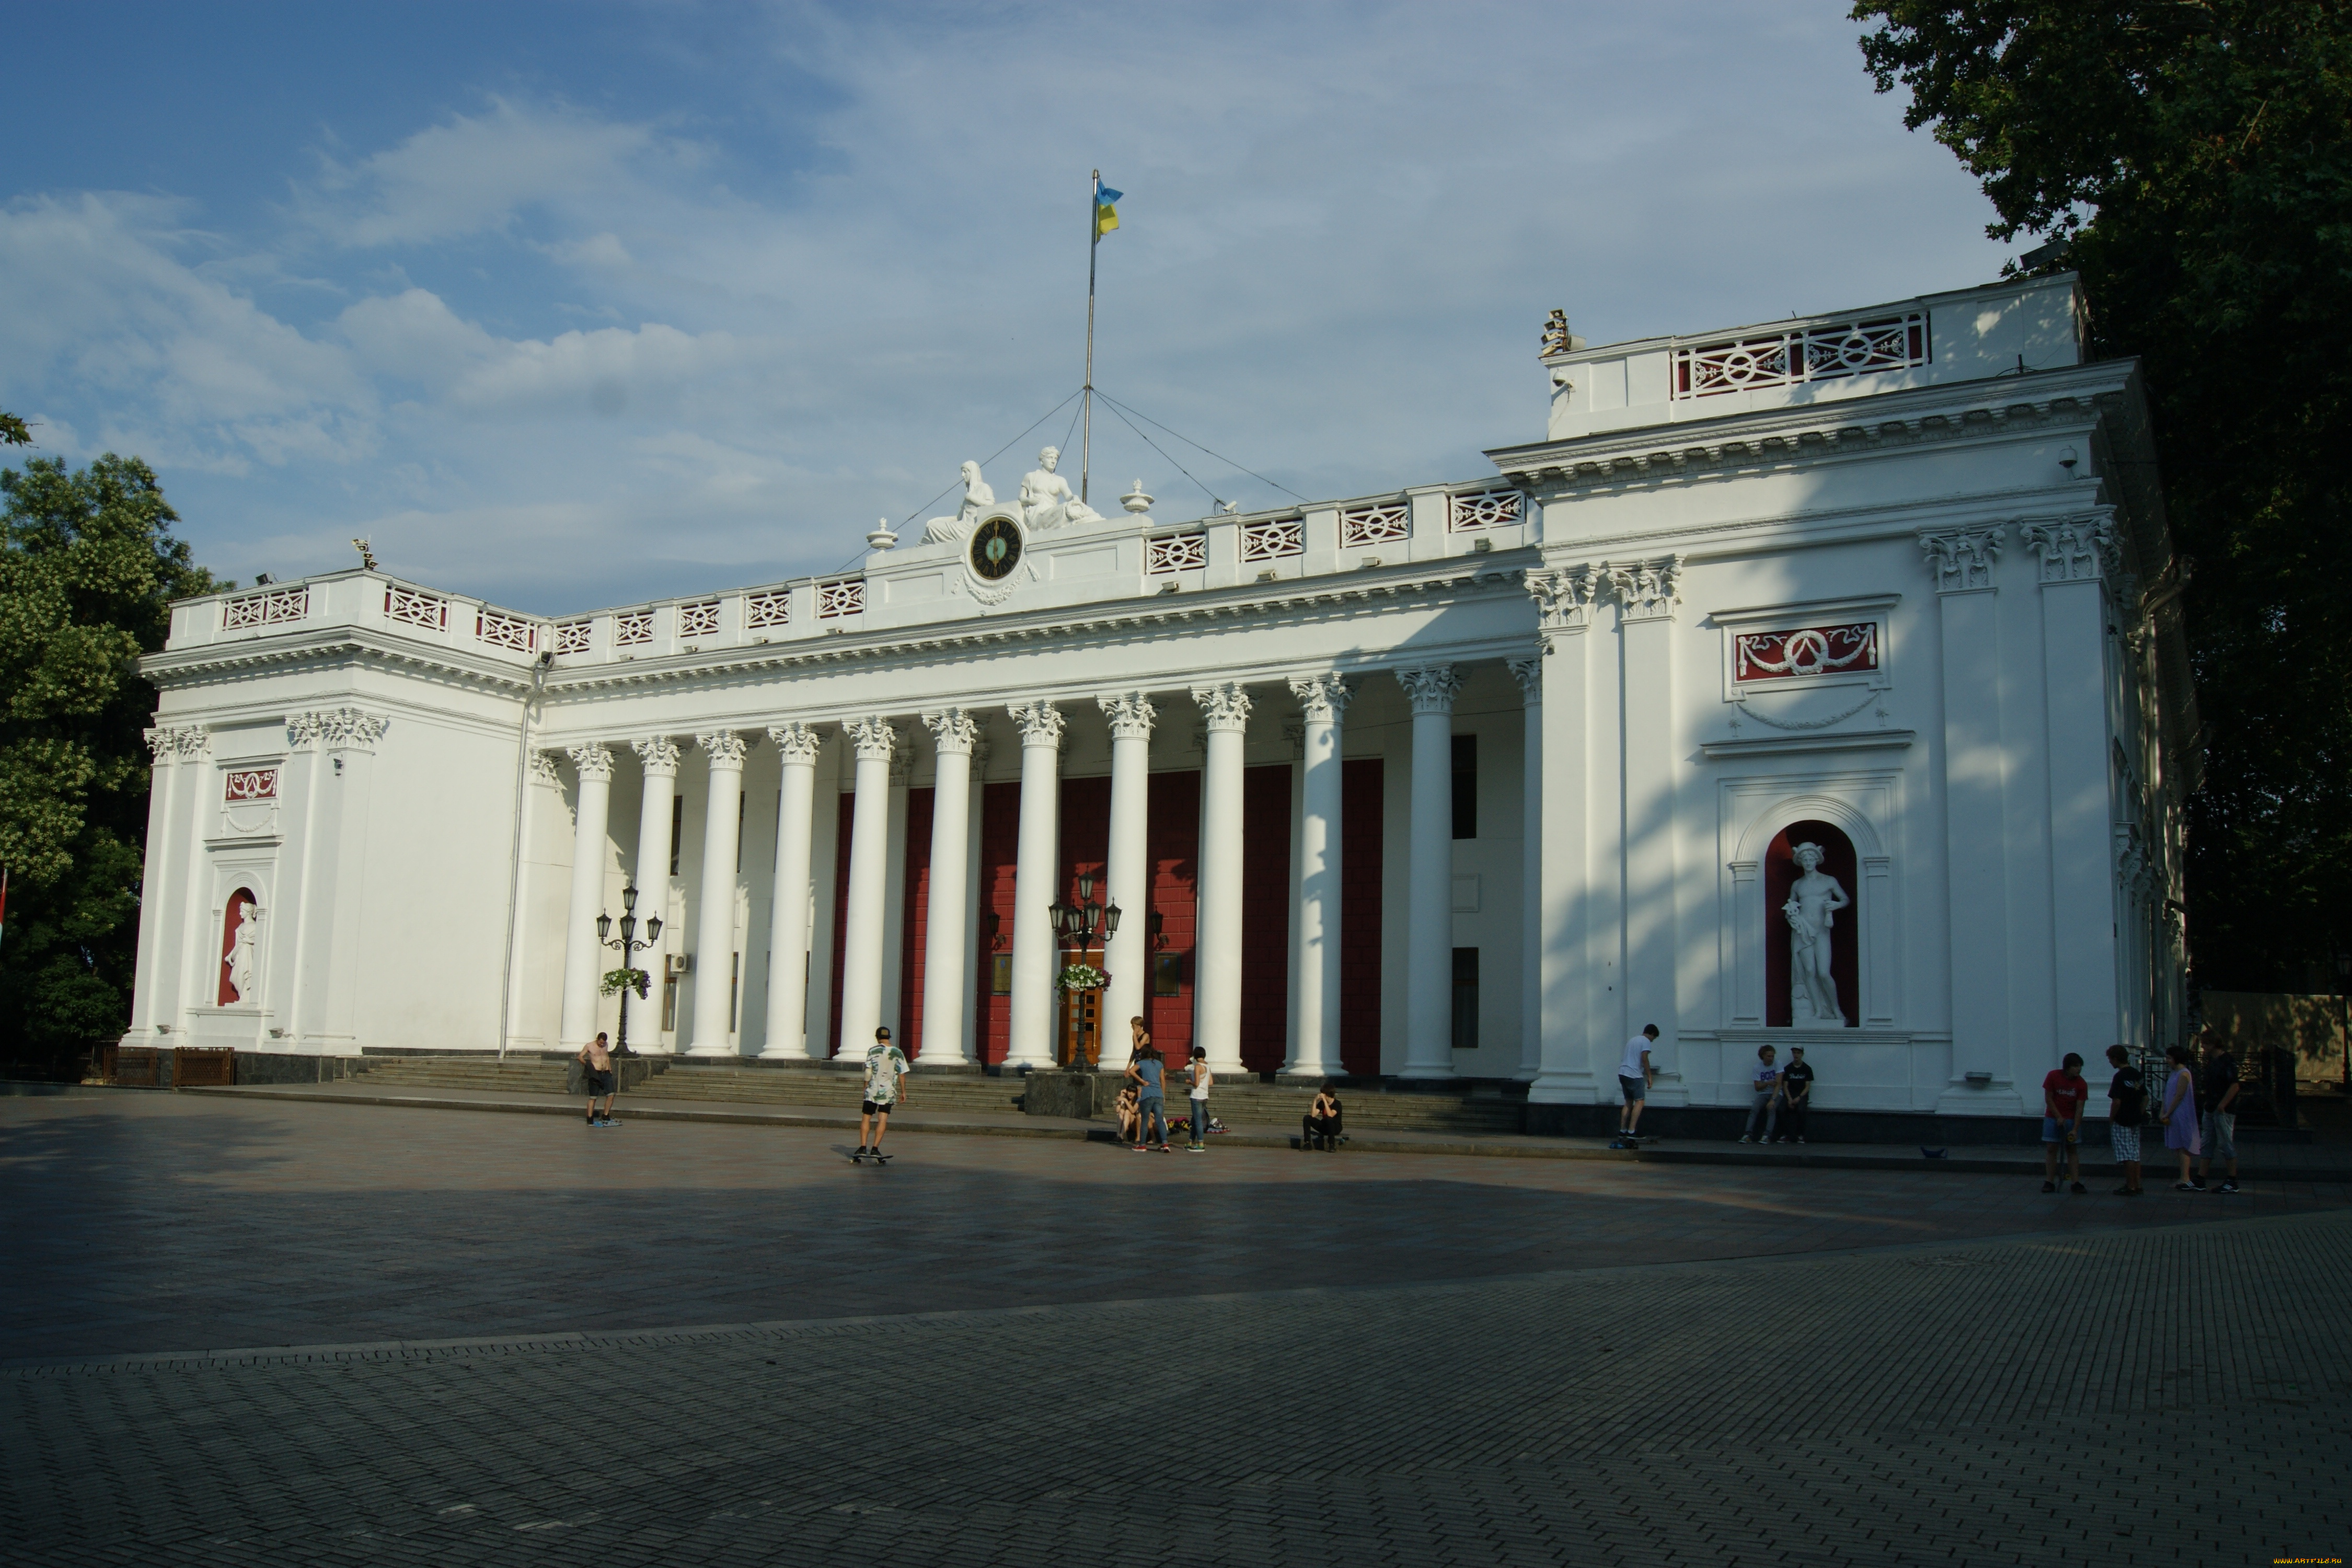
[[858, 1025, 908, 1161]]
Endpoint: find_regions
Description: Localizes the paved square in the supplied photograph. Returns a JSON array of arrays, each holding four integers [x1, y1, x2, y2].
[[5, 1092, 2349, 1564]]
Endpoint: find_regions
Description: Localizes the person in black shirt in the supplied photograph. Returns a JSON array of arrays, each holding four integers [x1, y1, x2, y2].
[[2104, 1043, 2146, 1196], [2196, 1033, 2241, 1194], [1775, 1047, 1815, 1144]]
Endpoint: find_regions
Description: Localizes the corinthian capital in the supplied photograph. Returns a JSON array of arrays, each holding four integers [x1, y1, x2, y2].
[[1919, 526, 2004, 594], [2021, 513, 2118, 585], [1606, 554, 1683, 620], [922, 709, 981, 755], [1288, 673, 1353, 724], [1524, 564, 1600, 632], [529, 751, 564, 787], [631, 736, 683, 777], [763, 722, 818, 766], [1394, 665, 1460, 715], [1098, 692, 1158, 741], [698, 730, 749, 770], [1508, 658, 1542, 704], [1008, 700, 1065, 747], [1189, 682, 1252, 733], [846, 716, 900, 762], [568, 743, 616, 782]]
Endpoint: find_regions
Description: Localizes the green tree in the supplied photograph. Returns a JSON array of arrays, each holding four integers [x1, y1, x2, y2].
[[0, 453, 218, 1070], [1854, 2, 2352, 992]]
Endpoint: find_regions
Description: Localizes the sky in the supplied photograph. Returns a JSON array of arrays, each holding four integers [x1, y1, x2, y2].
[[0, 1, 2010, 616]]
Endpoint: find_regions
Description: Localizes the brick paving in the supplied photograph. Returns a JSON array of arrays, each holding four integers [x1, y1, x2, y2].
[[4, 1091, 2349, 1564]]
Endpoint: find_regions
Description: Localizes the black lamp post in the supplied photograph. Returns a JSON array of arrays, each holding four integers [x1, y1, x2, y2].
[[597, 885, 663, 1058]]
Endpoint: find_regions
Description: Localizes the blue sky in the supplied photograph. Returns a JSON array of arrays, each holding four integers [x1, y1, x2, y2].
[[0, 2, 2008, 615]]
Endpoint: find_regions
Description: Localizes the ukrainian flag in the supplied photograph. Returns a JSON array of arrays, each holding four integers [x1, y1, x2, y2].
[[1094, 182, 1122, 238]]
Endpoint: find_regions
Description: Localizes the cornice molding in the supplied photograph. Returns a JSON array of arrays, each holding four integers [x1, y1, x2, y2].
[[141, 625, 540, 695]]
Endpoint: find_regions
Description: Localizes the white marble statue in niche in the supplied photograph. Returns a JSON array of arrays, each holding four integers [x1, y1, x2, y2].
[[1018, 446, 1103, 531], [1782, 843, 1851, 1025], [227, 899, 260, 1003], [921, 462, 996, 544]]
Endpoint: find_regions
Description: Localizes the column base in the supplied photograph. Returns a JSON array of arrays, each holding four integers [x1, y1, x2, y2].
[[1394, 1064, 1457, 1081], [756, 1046, 814, 1062], [1525, 1071, 1600, 1105], [913, 1056, 980, 1073], [683, 1043, 741, 1059]]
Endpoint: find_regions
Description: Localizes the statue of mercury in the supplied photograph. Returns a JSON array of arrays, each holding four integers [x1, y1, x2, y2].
[[922, 462, 995, 544], [1782, 843, 1851, 1025], [228, 901, 259, 1003], [1018, 446, 1102, 531]]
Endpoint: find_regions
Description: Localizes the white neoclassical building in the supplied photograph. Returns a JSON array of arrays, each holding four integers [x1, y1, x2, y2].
[[128, 272, 2196, 1123]]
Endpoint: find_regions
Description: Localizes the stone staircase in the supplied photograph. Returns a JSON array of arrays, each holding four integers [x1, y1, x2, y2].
[[347, 1056, 1525, 1134]]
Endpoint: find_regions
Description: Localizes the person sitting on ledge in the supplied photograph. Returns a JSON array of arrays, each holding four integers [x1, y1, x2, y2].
[[1114, 1082, 1140, 1145], [1304, 1087, 1344, 1150]]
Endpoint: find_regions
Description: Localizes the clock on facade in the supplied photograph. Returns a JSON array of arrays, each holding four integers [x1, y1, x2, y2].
[[969, 516, 1023, 581]]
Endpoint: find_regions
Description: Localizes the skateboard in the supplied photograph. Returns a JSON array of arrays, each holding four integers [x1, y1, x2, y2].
[[849, 1150, 894, 1165]]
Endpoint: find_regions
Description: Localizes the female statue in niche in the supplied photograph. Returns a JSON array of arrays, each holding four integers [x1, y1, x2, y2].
[[1782, 842, 1851, 1025]]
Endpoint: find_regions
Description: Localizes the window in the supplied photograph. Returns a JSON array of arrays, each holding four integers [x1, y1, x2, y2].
[[662, 968, 679, 1032], [668, 794, 684, 876], [1451, 947, 1480, 1051], [736, 790, 746, 872], [1155, 953, 1186, 997], [1451, 735, 1477, 839]]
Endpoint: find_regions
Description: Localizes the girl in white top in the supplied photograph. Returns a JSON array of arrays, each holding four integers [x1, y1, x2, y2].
[[1182, 1047, 1213, 1152]]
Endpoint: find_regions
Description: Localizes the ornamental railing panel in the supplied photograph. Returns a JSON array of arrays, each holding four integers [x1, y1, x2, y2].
[[223, 767, 278, 801], [221, 586, 308, 630], [1448, 489, 1523, 533], [554, 620, 593, 655], [475, 610, 537, 653], [1241, 518, 1304, 562], [383, 586, 448, 630], [677, 600, 721, 640], [1673, 312, 1928, 399], [1339, 502, 1409, 549], [745, 589, 791, 629], [1733, 622, 1880, 683], [1146, 532, 1206, 574], [816, 579, 865, 619], [613, 610, 655, 648]]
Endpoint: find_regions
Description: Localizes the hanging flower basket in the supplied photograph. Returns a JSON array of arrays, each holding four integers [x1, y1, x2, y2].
[[601, 967, 651, 999], [1056, 963, 1108, 991]]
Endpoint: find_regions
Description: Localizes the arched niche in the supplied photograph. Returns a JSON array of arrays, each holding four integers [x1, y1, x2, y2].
[[218, 887, 259, 1006], [1765, 821, 1858, 1028], [1724, 791, 1897, 1030]]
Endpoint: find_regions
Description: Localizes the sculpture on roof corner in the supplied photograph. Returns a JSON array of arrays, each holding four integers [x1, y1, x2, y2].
[[922, 462, 997, 544], [1539, 309, 1581, 358], [1019, 446, 1103, 531]]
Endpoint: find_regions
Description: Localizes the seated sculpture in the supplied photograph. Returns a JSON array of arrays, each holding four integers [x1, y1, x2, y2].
[[921, 462, 995, 544], [1018, 446, 1103, 531]]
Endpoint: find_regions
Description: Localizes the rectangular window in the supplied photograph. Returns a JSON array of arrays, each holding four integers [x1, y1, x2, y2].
[[1451, 735, 1477, 839], [736, 790, 746, 872], [662, 973, 679, 1032], [1155, 953, 1186, 997], [1451, 947, 1480, 1051], [668, 794, 684, 876]]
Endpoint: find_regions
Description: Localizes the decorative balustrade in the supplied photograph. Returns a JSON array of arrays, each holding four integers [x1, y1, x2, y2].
[[1240, 517, 1305, 562], [1448, 489, 1523, 533], [677, 601, 721, 640], [745, 589, 791, 629], [1339, 502, 1409, 549], [475, 610, 537, 653], [614, 610, 655, 648], [384, 586, 448, 630], [1146, 532, 1207, 574], [554, 620, 593, 655], [1673, 312, 1928, 399], [221, 586, 308, 630], [816, 579, 866, 619]]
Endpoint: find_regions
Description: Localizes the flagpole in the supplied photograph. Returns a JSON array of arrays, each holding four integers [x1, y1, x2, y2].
[[1082, 168, 1098, 506]]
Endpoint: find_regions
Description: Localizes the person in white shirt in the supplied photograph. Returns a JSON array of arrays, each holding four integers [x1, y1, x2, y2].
[[858, 1026, 908, 1159], [1616, 1025, 1659, 1146], [1739, 1044, 1780, 1144]]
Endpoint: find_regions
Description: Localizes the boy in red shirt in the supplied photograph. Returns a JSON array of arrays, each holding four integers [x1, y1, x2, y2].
[[2042, 1052, 2090, 1194]]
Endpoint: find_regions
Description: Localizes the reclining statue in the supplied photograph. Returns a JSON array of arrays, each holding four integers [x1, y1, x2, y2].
[[922, 462, 996, 544]]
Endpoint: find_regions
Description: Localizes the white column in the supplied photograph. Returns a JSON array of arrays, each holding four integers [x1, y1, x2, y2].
[[1191, 681, 1252, 1076], [920, 709, 980, 1066], [1005, 701, 1065, 1069], [760, 722, 822, 1060], [1397, 665, 1460, 1079], [836, 717, 899, 1057], [1511, 658, 1543, 1081], [1526, 567, 1602, 1104], [686, 731, 749, 1056], [1099, 693, 1157, 1059], [1287, 674, 1351, 1077], [628, 736, 681, 1049], [558, 743, 615, 1051], [125, 728, 189, 1039]]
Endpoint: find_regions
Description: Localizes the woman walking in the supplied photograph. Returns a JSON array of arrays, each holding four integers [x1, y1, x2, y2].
[[2160, 1043, 2201, 1191]]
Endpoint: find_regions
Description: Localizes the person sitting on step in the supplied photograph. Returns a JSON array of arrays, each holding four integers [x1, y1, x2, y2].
[[1304, 1087, 1344, 1150]]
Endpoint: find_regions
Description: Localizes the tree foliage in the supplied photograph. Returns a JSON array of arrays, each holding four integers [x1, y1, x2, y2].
[[0, 455, 218, 1068], [1855, 1, 2352, 991]]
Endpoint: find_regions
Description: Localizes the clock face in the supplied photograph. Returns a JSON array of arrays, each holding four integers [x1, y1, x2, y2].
[[970, 517, 1022, 582]]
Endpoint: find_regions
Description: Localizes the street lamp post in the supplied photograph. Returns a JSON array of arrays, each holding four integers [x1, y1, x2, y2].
[[597, 885, 664, 1058], [1050, 872, 1120, 1069]]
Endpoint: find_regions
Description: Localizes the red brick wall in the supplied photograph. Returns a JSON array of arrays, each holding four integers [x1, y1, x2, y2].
[[1239, 764, 1294, 1074], [1341, 758, 1385, 1076], [897, 786, 934, 1057]]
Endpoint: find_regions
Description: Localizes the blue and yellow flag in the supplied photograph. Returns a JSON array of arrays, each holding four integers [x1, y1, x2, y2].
[[1094, 182, 1122, 238]]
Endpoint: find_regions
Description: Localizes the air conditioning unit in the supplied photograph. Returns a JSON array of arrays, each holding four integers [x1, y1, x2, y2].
[[666, 953, 691, 977]]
